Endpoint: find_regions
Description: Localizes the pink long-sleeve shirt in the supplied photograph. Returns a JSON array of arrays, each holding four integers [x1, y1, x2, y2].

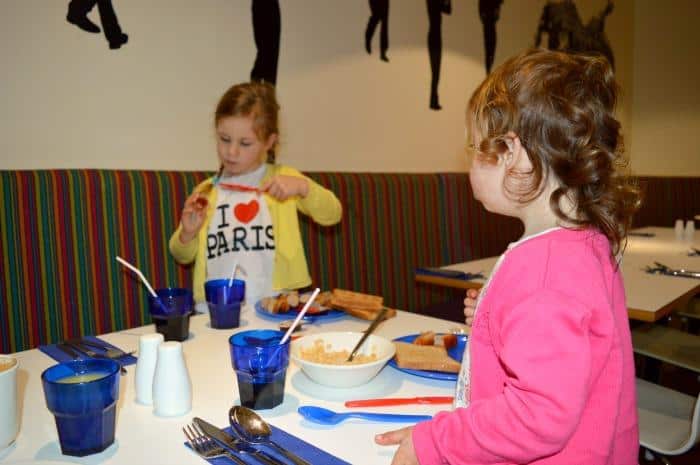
[[413, 228, 639, 464]]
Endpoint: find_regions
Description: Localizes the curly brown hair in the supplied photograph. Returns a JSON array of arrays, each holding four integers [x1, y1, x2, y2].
[[215, 81, 280, 163], [467, 48, 640, 255]]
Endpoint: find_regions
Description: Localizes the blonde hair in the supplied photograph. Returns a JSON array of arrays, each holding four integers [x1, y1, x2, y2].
[[215, 81, 280, 162]]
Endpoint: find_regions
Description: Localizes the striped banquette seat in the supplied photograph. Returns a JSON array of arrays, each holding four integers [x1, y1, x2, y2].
[[0, 169, 521, 353]]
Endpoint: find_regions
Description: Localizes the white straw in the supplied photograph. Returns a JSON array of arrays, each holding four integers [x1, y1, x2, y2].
[[227, 262, 239, 287], [279, 287, 320, 345], [116, 256, 158, 298]]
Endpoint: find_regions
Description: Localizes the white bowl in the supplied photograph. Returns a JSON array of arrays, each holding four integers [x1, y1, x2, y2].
[[290, 331, 395, 388]]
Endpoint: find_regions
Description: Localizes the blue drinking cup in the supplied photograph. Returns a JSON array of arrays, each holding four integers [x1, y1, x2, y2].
[[148, 288, 193, 341], [204, 278, 245, 304], [229, 330, 289, 410], [205, 279, 245, 329], [41, 359, 120, 456]]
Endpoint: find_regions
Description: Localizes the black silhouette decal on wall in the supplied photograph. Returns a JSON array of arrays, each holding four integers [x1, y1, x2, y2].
[[479, 0, 503, 73], [427, 0, 451, 110], [250, 0, 281, 85], [535, 0, 615, 69], [66, 0, 128, 50], [365, 0, 390, 62]]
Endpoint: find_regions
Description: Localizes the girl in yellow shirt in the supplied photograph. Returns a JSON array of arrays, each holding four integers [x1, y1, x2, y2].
[[169, 82, 342, 304]]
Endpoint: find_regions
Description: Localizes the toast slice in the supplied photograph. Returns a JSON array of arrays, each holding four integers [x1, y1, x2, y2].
[[393, 341, 461, 373]]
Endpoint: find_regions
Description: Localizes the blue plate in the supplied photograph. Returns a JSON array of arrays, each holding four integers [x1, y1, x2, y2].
[[254, 299, 347, 323], [387, 333, 468, 381]]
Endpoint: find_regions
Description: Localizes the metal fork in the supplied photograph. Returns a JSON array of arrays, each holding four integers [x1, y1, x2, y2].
[[183, 423, 247, 465]]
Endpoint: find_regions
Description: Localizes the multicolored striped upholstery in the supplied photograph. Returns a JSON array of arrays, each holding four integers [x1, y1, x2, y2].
[[0, 170, 209, 353], [302, 173, 471, 314], [3, 170, 694, 353]]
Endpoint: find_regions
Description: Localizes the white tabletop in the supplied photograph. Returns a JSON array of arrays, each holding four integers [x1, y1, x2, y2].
[[1, 308, 466, 465], [420, 227, 700, 322]]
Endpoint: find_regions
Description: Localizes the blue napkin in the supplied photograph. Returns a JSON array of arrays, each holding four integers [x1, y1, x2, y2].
[[39, 336, 137, 366], [185, 424, 351, 465]]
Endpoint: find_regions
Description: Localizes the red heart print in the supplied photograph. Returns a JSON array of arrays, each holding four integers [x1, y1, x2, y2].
[[233, 200, 259, 224]]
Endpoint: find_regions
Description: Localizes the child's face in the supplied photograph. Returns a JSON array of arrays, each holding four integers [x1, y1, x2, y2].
[[216, 115, 276, 177]]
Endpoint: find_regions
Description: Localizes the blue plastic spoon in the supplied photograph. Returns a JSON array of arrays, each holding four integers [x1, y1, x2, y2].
[[298, 406, 432, 425]]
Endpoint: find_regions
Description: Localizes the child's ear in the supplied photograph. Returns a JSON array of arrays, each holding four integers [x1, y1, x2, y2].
[[504, 132, 524, 168], [263, 133, 278, 153]]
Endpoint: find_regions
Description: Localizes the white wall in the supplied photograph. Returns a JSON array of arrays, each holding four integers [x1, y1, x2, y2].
[[2, 0, 680, 175], [629, 0, 700, 176]]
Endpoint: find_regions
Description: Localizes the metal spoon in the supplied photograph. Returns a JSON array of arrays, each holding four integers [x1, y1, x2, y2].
[[229, 406, 311, 465], [346, 307, 388, 362]]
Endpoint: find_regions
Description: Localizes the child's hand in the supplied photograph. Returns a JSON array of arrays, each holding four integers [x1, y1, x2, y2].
[[464, 288, 480, 326], [260, 175, 309, 200], [375, 426, 419, 465], [178, 192, 208, 243]]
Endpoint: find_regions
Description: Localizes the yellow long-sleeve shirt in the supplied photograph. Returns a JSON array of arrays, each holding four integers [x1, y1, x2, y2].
[[169, 164, 342, 302]]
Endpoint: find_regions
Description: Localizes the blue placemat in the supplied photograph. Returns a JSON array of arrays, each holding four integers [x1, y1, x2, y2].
[[39, 336, 137, 366], [184, 424, 351, 465]]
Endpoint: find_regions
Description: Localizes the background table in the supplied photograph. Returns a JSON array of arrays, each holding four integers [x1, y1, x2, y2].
[[416, 227, 700, 322], [1, 307, 465, 465]]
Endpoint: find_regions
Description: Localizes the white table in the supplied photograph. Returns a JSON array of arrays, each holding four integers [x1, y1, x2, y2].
[[415, 227, 700, 322], [0, 308, 465, 465]]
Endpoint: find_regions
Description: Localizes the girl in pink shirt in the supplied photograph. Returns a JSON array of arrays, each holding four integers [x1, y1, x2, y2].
[[376, 49, 641, 464]]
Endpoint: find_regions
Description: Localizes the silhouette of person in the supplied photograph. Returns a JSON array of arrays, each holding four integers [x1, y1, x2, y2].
[[365, 0, 390, 62], [479, 0, 503, 73], [250, 0, 281, 85], [535, 0, 615, 70], [427, 0, 451, 110], [66, 0, 128, 50]]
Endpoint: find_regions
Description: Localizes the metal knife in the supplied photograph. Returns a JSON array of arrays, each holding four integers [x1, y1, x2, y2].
[[193, 417, 284, 465], [56, 343, 80, 359], [345, 396, 454, 407]]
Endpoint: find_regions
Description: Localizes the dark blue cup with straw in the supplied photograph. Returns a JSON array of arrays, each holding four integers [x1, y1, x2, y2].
[[205, 279, 245, 329], [148, 287, 193, 341]]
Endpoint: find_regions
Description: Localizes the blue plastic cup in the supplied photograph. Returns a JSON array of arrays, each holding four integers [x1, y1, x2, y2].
[[41, 359, 120, 456], [205, 279, 245, 329], [148, 288, 193, 341], [205, 278, 245, 304], [229, 330, 289, 410]]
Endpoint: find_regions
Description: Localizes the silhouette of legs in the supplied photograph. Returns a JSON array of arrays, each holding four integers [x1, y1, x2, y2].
[[67, 0, 100, 33], [479, 0, 503, 73], [365, 0, 390, 61], [96, 0, 127, 49], [250, 0, 281, 85], [66, 0, 127, 49], [427, 0, 443, 110]]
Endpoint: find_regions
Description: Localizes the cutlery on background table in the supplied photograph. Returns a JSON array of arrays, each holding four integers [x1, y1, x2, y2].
[[628, 232, 656, 237], [345, 396, 454, 407], [297, 406, 433, 425], [645, 262, 700, 279], [194, 417, 283, 465]]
